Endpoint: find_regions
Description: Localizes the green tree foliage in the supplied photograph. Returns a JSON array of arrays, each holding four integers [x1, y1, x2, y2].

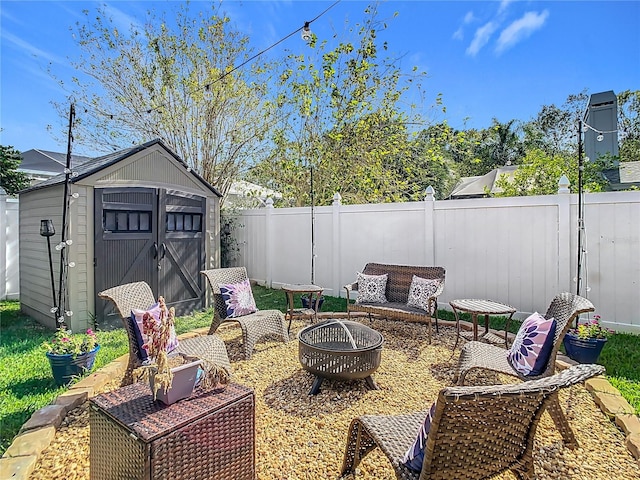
[[471, 119, 525, 175], [617, 89, 640, 162], [56, 2, 273, 199], [0, 145, 30, 195], [493, 148, 608, 197], [248, 5, 434, 206]]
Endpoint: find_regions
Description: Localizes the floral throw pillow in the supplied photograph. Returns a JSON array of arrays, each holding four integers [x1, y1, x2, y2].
[[130, 302, 179, 361], [402, 402, 437, 472], [219, 278, 257, 318], [355, 272, 388, 304], [407, 276, 440, 313], [508, 312, 557, 376]]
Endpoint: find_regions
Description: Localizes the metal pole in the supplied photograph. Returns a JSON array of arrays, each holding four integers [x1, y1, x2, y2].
[[57, 103, 75, 325], [310, 164, 315, 285], [46, 235, 57, 319], [576, 119, 584, 299]]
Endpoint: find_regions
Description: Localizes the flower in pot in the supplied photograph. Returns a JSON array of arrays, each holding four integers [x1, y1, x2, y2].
[[44, 327, 100, 386], [563, 315, 614, 364], [301, 294, 324, 311], [134, 297, 204, 404]]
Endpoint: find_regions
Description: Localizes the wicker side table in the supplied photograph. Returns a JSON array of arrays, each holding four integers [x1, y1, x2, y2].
[[90, 383, 255, 480]]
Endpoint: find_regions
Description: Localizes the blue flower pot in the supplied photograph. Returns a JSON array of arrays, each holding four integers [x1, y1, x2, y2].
[[46, 345, 100, 386], [563, 333, 606, 364], [301, 295, 324, 311]]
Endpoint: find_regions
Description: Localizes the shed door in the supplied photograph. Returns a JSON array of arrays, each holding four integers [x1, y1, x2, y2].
[[95, 187, 206, 327]]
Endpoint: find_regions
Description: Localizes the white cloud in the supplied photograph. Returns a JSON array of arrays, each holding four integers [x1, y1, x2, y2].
[[466, 21, 498, 57], [1, 31, 65, 65], [452, 27, 464, 41], [498, 0, 515, 15], [101, 3, 143, 34], [496, 10, 549, 54], [463, 11, 475, 24]]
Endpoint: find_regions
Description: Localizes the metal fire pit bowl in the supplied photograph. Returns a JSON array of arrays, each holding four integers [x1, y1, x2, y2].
[[298, 319, 384, 395]]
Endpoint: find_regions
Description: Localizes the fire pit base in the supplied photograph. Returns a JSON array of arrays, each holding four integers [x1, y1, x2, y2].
[[298, 319, 384, 395], [308, 372, 378, 395]]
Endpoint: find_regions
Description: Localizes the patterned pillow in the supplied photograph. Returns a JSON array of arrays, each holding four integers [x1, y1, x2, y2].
[[508, 312, 557, 376], [219, 278, 257, 318], [402, 402, 437, 472], [407, 275, 440, 313], [355, 272, 388, 304], [131, 302, 179, 361]]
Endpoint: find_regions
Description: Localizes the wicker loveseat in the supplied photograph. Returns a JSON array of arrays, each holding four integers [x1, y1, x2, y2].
[[344, 263, 445, 343]]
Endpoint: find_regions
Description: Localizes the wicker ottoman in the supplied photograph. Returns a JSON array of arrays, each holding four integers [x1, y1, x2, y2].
[[90, 383, 255, 480]]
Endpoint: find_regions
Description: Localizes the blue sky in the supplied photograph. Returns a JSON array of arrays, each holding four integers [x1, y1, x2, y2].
[[1, 0, 639, 155]]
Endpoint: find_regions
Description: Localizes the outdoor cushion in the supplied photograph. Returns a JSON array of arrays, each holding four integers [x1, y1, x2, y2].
[[131, 302, 179, 361], [508, 312, 556, 376], [406, 275, 440, 313], [219, 278, 258, 318], [355, 272, 388, 304], [402, 402, 437, 472]]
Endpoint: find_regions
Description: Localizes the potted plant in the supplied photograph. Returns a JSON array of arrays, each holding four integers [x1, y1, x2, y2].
[[301, 294, 324, 311], [134, 296, 203, 404], [44, 327, 100, 386], [563, 315, 613, 363]]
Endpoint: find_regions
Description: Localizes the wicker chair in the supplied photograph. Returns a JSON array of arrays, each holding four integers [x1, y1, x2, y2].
[[340, 363, 604, 480], [454, 292, 595, 448], [98, 281, 232, 386], [201, 267, 289, 360]]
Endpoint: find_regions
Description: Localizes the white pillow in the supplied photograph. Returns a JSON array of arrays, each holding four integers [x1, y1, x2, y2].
[[407, 275, 440, 313], [355, 272, 388, 304]]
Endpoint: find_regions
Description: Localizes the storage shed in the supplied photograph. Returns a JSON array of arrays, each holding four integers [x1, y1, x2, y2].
[[19, 139, 222, 332]]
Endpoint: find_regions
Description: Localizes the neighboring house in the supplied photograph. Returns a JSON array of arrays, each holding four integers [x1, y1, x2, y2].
[[448, 165, 518, 199], [225, 179, 283, 208], [19, 149, 92, 185], [602, 161, 640, 190]]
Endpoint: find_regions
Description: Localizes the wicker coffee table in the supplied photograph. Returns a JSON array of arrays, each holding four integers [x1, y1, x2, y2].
[[90, 383, 255, 480], [298, 319, 384, 395]]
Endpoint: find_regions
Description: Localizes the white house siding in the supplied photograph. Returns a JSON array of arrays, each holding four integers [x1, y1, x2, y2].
[[235, 190, 640, 334]]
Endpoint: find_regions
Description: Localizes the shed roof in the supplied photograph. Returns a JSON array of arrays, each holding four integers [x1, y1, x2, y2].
[[20, 139, 221, 197]]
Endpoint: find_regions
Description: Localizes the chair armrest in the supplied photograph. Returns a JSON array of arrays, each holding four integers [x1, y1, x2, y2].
[[344, 282, 358, 297], [430, 280, 445, 299]]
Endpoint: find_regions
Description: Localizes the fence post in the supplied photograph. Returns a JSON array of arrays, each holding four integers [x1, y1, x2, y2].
[[265, 197, 274, 288], [332, 192, 342, 297], [424, 186, 436, 265], [557, 175, 572, 293], [0, 187, 6, 300]]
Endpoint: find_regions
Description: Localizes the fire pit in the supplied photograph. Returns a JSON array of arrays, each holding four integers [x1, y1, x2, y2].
[[298, 319, 384, 395]]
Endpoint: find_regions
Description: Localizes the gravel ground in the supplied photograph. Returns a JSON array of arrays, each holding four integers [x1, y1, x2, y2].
[[31, 319, 639, 480]]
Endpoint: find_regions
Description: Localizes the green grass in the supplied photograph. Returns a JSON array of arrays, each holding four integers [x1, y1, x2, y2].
[[1, 289, 639, 455]]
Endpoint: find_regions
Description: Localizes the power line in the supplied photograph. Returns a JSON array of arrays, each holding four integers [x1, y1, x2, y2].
[[79, 0, 341, 122]]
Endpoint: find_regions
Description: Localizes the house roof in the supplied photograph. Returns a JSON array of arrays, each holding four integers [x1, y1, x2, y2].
[[20, 139, 221, 196], [19, 149, 92, 175], [449, 165, 518, 199], [603, 161, 640, 190]]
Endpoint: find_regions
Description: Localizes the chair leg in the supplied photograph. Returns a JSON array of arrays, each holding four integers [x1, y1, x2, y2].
[[340, 419, 378, 478], [546, 394, 578, 448]]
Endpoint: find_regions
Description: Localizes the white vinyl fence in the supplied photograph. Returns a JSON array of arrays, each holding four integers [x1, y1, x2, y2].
[[1, 192, 19, 300], [3, 188, 639, 333], [232, 189, 640, 334]]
